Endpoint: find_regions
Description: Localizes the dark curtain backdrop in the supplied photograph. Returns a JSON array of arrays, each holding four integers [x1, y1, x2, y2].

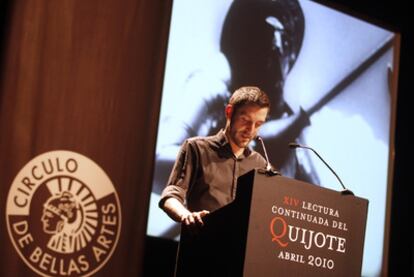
[[0, 0, 170, 276]]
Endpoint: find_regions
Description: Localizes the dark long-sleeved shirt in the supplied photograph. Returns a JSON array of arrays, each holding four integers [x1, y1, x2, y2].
[[159, 130, 267, 212]]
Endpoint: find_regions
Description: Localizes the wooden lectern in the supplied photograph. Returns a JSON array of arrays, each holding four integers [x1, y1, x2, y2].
[[175, 169, 368, 277]]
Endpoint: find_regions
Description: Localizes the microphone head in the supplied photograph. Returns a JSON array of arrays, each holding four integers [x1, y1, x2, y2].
[[255, 136, 263, 142], [288, 142, 300, 149]]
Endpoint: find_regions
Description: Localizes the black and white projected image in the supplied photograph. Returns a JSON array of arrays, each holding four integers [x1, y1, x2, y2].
[[147, 1, 398, 276]]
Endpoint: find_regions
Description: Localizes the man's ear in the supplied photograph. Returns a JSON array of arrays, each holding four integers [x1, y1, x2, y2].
[[225, 104, 233, 120]]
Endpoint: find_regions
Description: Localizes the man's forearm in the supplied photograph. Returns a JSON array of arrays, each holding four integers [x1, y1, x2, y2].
[[162, 197, 191, 222]]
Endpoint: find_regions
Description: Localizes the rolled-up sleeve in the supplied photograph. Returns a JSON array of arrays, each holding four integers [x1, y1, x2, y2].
[[158, 140, 196, 209]]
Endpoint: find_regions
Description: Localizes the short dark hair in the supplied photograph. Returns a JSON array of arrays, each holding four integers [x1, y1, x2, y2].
[[229, 86, 270, 115]]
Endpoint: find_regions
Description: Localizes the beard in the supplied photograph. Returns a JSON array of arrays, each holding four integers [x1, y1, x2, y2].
[[229, 124, 253, 149]]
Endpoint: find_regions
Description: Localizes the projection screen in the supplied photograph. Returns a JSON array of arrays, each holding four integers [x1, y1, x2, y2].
[[146, 1, 400, 276]]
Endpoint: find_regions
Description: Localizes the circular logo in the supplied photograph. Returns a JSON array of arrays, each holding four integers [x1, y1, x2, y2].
[[6, 150, 122, 277]]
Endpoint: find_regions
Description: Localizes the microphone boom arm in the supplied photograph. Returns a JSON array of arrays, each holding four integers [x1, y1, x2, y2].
[[289, 143, 353, 195]]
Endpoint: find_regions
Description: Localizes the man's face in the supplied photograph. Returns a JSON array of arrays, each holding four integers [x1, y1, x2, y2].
[[227, 104, 268, 151]]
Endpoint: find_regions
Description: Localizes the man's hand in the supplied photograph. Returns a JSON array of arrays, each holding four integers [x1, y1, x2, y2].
[[162, 198, 210, 231], [180, 210, 210, 227], [180, 210, 210, 235]]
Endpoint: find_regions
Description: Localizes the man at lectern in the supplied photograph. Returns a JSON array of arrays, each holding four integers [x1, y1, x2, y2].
[[159, 86, 271, 231]]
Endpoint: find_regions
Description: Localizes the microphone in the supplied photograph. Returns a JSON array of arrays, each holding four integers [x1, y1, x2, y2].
[[288, 142, 354, 195], [255, 136, 280, 176]]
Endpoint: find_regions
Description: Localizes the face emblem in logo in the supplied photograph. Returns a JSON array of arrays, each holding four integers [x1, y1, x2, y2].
[[6, 151, 122, 277]]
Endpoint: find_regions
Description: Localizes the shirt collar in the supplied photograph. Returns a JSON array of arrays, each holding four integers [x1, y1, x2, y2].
[[211, 129, 252, 159]]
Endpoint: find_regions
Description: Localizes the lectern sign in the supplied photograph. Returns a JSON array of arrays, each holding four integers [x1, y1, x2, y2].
[[5, 150, 122, 277], [269, 198, 348, 269], [243, 174, 368, 277]]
